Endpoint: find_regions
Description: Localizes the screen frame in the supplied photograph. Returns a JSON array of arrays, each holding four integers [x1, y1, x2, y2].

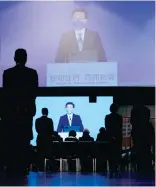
[[0, 86, 154, 105]]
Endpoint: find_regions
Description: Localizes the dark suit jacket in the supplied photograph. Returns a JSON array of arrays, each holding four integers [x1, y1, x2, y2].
[[51, 135, 63, 142], [55, 29, 107, 62], [57, 114, 84, 132], [35, 116, 54, 136], [96, 132, 109, 142], [1, 65, 38, 140], [36, 116, 54, 145], [105, 113, 123, 144], [79, 135, 94, 142], [130, 106, 150, 139], [2, 65, 38, 117]]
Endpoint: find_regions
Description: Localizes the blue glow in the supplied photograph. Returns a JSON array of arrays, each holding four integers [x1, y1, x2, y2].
[[31, 96, 113, 145]]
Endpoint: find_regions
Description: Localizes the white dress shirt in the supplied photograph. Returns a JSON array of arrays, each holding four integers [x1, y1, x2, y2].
[[67, 113, 73, 126], [75, 28, 85, 42]]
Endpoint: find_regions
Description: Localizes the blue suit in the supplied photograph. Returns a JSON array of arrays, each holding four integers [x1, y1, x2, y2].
[[57, 114, 84, 132]]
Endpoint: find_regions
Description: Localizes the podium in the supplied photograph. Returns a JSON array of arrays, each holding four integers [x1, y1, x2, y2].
[[59, 132, 83, 141], [47, 62, 117, 86]]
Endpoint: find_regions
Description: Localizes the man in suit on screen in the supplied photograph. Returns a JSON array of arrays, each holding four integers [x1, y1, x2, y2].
[[55, 8, 107, 63], [57, 102, 84, 132]]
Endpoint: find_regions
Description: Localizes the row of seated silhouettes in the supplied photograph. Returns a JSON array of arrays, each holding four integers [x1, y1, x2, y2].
[[35, 104, 122, 177], [35, 104, 154, 176], [36, 104, 122, 173], [34, 128, 110, 173], [65, 129, 109, 173], [0, 49, 38, 180]]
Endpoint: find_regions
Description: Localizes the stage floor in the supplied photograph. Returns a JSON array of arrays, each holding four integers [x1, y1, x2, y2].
[[1, 172, 155, 186]]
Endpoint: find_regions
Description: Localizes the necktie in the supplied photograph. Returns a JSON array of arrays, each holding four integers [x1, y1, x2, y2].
[[78, 33, 83, 51], [69, 116, 72, 126]]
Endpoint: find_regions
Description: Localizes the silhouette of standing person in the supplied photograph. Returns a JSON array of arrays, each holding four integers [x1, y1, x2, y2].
[[2, 49, 38, 178], [130, 104, 153, 174], [35, 108, 54, 171], [105, 103, 123, 178]]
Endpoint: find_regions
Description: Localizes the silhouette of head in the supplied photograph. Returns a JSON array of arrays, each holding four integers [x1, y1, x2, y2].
[[14, 49, 27, 65], [72, 8, 88, 30], [42, 108, 48, 116], [69, 130, 77, 137], [99, 127, 106, 134], [83, 129, 90, 136], [110, 103, 118, 113], [65, 102, 75, 114]]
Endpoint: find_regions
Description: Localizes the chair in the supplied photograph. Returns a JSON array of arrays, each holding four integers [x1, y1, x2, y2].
[[95, 141, 110, 172], [61, 141, 79, 172], [44, 141, 62, 172], [78, 141, 95, 172]]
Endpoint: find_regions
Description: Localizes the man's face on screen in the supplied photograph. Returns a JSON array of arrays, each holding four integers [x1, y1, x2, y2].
[[66, 104, 74, 114], [72, 11, 88, 30]]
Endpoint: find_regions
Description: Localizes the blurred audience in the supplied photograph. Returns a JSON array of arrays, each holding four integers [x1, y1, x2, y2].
[[65, 130, 78, 172], [52, 131, 63, 142], [79, 129, 94, 172], [96, 127, 109, 173], [79, 129, 94, 142], [65, 130, 78, 142], [96, 127, 108, 141]]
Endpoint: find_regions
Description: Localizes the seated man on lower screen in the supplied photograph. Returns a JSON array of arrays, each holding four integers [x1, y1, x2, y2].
[[57, 102, 84, 132]]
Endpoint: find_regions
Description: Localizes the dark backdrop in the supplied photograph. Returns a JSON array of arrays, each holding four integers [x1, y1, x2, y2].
[[0, 87, 155, 105]]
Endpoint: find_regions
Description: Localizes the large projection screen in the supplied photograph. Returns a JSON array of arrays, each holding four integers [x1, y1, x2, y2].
[[0, 1, 155, 87]]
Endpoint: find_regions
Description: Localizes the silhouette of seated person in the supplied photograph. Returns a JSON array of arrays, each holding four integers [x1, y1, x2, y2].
[[2, 48, 38, 178], [65, 130, 78, 142], [96, 127, 109, 142], [79, 129, 94, 172], [45, 132, 63, 172], [105, 103, 123, 177], [51, 131, 63, 142], [95, 127, 109, 173], [65, 130, 78, 171], [79, 129, 94, 142], [35, 108, 54, 171]]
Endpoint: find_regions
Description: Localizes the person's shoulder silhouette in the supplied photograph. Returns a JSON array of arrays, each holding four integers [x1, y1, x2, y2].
[[130, 104, 150, 140], [105, 104, 123, 138], [105, 104, 122, 125], [2, 49, 38, 117], [3, 49, 38, 91], [130, 104, 150, 124]]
